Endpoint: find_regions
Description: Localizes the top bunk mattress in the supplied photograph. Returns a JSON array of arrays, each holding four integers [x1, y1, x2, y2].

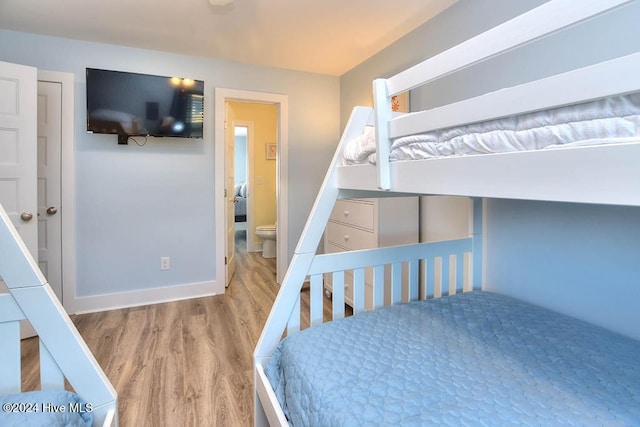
[[343, 92, 640, 165], [265, 291, 640, 426]]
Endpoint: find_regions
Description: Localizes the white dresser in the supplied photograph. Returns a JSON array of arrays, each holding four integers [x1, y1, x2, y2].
[[324, 197, 419, 309]]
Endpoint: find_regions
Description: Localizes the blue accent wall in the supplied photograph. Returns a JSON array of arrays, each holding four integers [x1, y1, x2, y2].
[[0, 30, 339, 301], [486, 199, 640, 340]]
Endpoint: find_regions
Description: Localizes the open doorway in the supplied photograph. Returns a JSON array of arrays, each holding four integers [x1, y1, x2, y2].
[[229, 105, 277, 258], [232, 123, 258, 257], [214, 89, 289, 288], [234, 125, 248, 244]]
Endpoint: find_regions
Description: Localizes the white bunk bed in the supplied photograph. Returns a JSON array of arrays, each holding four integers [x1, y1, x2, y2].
[[0, 205, 117, 426], [254, 0, 640, 425]]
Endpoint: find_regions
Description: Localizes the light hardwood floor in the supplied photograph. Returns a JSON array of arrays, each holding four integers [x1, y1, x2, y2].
[[21, 229, 284, 426]]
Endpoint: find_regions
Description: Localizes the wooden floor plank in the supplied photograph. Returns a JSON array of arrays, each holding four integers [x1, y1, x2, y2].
[[20, 228, 345, 425], [21, 228, 280, 426]]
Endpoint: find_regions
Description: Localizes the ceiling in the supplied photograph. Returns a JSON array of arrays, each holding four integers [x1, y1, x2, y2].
[[0, 0, 456, 76]]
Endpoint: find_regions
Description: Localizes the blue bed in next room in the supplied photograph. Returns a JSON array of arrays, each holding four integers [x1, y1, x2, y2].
[[265, 291, 640, 426]]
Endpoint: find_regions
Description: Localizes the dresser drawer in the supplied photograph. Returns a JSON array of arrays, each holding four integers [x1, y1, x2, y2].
[[325, 241, 347, 254], [330, 199, 374, 230], [326, 221, 375, 250], [324, 267, 374, 310]]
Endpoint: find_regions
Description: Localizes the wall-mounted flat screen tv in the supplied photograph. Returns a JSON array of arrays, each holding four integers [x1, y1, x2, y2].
[[86, 68, 204, 142]]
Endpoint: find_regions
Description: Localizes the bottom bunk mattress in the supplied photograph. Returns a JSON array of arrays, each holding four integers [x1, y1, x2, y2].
[[265, 291, 640, 426], [0, 390, 93, 427]]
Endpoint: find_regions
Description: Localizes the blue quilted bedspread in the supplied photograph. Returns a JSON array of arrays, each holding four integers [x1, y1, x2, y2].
[[265, 291, 640, 426]]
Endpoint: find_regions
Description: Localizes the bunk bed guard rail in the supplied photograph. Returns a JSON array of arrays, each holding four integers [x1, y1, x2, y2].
[[372, 0, 635, 190], [0, 203, 117, 426]]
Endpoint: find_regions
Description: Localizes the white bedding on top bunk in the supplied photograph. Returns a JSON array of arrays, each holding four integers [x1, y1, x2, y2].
[[343, 92, 640, 165]]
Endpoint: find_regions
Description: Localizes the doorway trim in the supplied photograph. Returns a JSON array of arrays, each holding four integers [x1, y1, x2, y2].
[[36, 70, 76, 312], [215, 89, 288, 286]]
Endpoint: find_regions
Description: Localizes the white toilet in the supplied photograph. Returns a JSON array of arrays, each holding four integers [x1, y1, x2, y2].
[[255, 224, 277, 258]]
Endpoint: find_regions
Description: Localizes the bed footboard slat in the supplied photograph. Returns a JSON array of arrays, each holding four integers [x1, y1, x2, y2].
[[426, 259, 435, 299], [455, 253, 465, 294], [39, 339, 65, 390], [472, 198, 484, 290], [441, 256, 450, 297], [331, 271, 345, 320], [309, 274, 324, 327], [0, 293, 25, 394], [391, 263, 402, 304], [373, 265, 384, 309], [408, 259, 419, 302], [0, 321, 21, 394], [288, 295, 301, 333], [352, 268, 366, 314]]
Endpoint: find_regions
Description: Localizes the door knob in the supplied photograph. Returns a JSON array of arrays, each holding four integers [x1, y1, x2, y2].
[[20, 212, 33, 221], [46, 207, 58, 215]]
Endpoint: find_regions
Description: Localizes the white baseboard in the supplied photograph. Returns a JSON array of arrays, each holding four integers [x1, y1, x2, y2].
[[68, 280, 220, 315]]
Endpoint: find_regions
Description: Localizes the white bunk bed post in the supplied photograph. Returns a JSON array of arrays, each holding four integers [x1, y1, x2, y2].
[[372, 78, 392, 190], [0, 204, 118, 427], [0, 294, 22, 394]]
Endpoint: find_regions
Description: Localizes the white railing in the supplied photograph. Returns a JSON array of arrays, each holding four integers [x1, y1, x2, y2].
[[372, 0, 635, 190], [0, 204, 117, 426]]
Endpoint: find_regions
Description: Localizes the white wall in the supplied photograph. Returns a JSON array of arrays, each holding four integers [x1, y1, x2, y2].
[[340, 0, 640, 339], [0, 30, 339, 309]]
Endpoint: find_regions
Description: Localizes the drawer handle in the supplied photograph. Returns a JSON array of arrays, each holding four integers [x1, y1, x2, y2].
[[343, 210, 349, 217], [343, 235, 349, 241]]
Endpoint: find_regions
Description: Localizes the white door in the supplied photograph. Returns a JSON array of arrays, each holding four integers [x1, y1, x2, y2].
[[0, 61, 38, 266], [225, 102, 236, 286], [37, 81, 63, 301], [0, 61, 38, 338]]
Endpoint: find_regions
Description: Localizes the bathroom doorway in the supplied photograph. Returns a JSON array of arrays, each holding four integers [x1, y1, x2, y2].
[[233, 124, 249, 252], [228, 103, 277, 258], [215, 88, 288, 287]]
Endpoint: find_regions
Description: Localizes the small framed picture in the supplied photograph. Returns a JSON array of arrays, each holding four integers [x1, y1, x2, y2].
[[265, 143, 277, 160], [391, 92, 410, 113], [370, 91, 410, 113]]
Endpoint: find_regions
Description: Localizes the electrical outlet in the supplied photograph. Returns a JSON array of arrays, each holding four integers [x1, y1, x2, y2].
[[160, 257, 170, 270]]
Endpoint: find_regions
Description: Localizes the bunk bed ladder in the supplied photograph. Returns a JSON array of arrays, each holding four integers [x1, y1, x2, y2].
[[254, 107, 374, 425], [0, 204, 118, 426], [254, 106, 374, 357]]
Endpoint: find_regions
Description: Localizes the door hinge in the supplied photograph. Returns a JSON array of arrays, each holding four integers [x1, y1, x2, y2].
[[225, 256, 228, 265]]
